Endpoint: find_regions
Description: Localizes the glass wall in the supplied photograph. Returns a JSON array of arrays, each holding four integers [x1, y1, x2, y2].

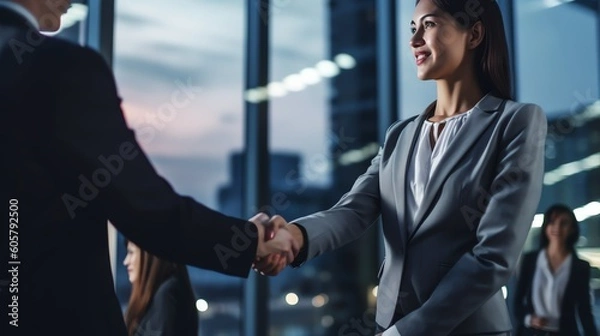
[[514, 0, 600, 328], [113, 1, 246, 335], [104, 0, 600, 334], [264, 0, 380, 335], [515, 0, 599, 116]]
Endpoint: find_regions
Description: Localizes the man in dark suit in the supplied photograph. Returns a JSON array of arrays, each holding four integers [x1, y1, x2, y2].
[[0, 1, 298, 335]]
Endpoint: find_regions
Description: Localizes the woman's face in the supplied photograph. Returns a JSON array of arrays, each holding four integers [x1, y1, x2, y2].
[[123, 242, 141, 284], [410, 0, 472, 81], [545, 213, 574, 246]]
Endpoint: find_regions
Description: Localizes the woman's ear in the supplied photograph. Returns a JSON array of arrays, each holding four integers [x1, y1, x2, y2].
[[468, 21, 485, 50]]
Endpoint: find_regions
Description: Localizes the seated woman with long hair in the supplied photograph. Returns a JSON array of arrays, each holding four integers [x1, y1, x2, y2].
[[123, 240, 199, 336]]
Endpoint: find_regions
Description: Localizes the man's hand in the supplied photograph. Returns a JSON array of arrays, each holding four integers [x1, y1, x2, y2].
[[249, 214, 299, 267], [253, 216, 304, 276]]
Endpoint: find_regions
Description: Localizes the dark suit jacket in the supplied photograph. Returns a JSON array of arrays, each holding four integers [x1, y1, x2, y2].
[[0, 8, 256, 336], [134, 275, 198, 336], [514, 251, 598, 336]]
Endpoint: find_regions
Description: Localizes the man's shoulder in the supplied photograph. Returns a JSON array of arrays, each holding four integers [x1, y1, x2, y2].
[[36, 37, 107, 69], [0, 28, 107, 74]]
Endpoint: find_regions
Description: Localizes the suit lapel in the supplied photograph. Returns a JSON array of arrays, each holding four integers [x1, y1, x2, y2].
[[409, 94, 505, 240], [391, 114, 424, 248]]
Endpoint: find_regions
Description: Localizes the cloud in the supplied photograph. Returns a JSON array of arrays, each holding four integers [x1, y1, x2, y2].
[[114, 0, 331, 193], [114, 55, 203, 87], [116, 11, 157, 27]]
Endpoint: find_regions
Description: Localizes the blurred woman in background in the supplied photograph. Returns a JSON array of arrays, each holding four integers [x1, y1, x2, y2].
[[514, 204, 597, 336], [123, 240, 199, 336]]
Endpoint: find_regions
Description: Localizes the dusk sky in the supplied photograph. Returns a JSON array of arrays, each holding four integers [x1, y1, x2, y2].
[[111, 0, 599, 209], [113, 0, 329, 208]]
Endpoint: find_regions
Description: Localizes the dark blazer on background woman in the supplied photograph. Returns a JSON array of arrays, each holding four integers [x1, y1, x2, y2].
[[514, 251, 598, 336], [134, 275, 198, 336]]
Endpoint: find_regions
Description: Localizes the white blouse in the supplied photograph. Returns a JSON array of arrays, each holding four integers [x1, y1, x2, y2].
[[526, 250, 573, 332], [406, 109, 473, 231]]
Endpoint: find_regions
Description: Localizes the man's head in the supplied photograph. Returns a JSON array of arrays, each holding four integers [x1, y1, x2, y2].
[[11, 0, 71, 31]]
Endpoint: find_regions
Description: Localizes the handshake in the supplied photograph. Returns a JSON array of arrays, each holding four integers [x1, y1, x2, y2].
[[249, 213, 304, 276]]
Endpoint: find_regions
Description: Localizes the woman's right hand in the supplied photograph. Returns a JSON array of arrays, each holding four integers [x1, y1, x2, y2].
[[530, 315, 548, 329]]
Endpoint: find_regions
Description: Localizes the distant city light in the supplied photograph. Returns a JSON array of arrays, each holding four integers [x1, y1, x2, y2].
[[300, 68, 321, 85], [196, 299, 209, 312], [244, 53, 356, 103], [335, 53, 357, 69], [543, 153, 600, 186], [338, 142, 380, 166], [312, 294, 329, 308], [283, 74, 306, 92], [372, 286, 378, 298], [285, 293, 299, 306], [532, 201, 600, 228], [245, 87, 269, 103], [321, 315, 335, 328], [543, 0, 575, 9], [267, 82, 288, 97], [316, 60, 340, 78], [574, 201, 600, 222], [531, 214, 544, 228]]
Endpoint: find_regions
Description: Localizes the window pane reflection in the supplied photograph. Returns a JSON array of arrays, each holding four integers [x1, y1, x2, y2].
[[113, 1, 245, 335], [267, 1, 379, 335], [514, 0, 600, 329], [515, 0, 599, 115]]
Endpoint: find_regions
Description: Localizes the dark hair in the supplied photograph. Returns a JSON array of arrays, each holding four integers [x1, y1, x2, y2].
[[415, 0, 512, 99], [539, 204, 580, 252], [124, 241, 198, 336]]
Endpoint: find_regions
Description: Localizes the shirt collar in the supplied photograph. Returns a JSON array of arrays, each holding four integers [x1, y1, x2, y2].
[[0, 1, 40, 30]]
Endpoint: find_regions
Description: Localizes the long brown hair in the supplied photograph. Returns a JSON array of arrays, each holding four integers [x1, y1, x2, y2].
[[124, 242, 197, 336], [415, 0, 512, 99]]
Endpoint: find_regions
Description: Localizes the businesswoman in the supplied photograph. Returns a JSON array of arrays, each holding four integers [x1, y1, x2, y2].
[[123, 241, 199, 336], [256, 0, 547, 335], [514, 204, 598, 336]]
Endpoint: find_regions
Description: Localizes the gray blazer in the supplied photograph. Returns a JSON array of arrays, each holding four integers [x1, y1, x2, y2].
[[293, 94, 547, 336]]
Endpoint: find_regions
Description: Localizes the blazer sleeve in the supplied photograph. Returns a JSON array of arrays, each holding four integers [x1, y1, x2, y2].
[[292, 146, 382, 261], [391, 104, 547, 336], [46, 46, 257, 277], [291, 119, 410, 262], [514, 252, 535, 330], [577, 261, 598, 336]]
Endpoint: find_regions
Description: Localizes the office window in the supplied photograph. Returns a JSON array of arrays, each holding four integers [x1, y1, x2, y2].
[[515, 0, 599, 115], [515, 0, 600, 328], [263, 1, 380, 335], [113, 1, 246, 335]]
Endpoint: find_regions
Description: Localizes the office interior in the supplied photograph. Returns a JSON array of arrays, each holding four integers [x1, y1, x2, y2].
[[53, 1, 600, 335]]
